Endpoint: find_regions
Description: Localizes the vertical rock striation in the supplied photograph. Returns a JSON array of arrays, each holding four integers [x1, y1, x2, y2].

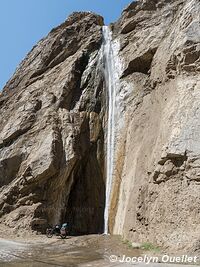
[[0, 0, 200, 252], [109, 0, 200, 252], [0, 12, 106, 234]]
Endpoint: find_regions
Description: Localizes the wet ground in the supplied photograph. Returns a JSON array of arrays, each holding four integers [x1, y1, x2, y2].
[[0, 235, 198, 267], [0, 235, 135, 267]]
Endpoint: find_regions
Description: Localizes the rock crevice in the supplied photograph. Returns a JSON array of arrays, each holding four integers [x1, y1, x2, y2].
[[0, 12, 106, 234], [0, 0, 200, 252]]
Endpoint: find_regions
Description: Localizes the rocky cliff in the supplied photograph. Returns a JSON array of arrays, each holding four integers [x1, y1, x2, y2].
[[110, 0, 200, 252], [0, 0, 200, 252], [0, 12, 105, 234]]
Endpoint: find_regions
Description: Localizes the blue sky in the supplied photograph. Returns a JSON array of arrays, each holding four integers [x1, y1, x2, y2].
[[0, 0, 132, 90]]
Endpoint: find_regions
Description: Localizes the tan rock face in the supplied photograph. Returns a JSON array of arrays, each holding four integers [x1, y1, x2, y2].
[[0, 12, 105, 234], [0, 0, 200, 252], [111, 0, 200, 252]]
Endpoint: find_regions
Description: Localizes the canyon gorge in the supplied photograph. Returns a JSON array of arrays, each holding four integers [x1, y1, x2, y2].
[[0, 0, 200, 253]]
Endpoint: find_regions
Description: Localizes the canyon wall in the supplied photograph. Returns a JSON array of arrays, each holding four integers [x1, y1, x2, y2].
[[0, 12, 106, 234], [110, 0, 200, 252], [0, 0, 200, 251]]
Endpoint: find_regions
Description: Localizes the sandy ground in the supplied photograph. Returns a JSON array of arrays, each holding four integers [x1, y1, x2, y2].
[[0, 225, 199, 267], [0, 234, 139, 267]]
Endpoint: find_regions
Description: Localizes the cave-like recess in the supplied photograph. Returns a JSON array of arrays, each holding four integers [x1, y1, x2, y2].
[[62, 143, 105, 235]]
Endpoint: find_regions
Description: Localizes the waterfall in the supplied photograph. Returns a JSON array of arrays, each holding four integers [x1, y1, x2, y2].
[[102, 26, 120, 234]]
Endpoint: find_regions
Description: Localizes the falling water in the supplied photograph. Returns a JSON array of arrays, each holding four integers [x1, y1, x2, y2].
[[102, 26, 119, 234]]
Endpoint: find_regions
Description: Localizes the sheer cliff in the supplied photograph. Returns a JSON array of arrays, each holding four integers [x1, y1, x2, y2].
[[0, 12, 106, 234], [110, 0, 200, 252], [0, 0, 200, 252]]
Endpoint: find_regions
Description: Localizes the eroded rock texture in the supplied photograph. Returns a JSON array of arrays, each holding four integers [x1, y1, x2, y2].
[[0, 12, 105, 234], [0, 0, 200, 252], [110, 0, 200, 252]]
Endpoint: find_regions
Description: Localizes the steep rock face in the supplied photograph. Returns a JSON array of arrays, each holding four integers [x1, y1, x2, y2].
[[110, 0, 200, 252], [0, 0, 200, 252], [0, 12, 105, 234]]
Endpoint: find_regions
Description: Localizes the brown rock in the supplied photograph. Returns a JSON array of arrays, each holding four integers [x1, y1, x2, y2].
[[0, 0, 200, 253], [0, 12, 105, 234], [111, 0, 200, 253]]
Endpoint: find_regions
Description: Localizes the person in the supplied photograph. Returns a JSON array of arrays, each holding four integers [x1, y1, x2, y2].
[[60, 222, 68, 238], [54, 224, 61, 235]]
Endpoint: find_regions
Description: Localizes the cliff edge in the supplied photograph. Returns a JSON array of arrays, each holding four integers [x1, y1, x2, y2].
[[0, 0, 200, 252]]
